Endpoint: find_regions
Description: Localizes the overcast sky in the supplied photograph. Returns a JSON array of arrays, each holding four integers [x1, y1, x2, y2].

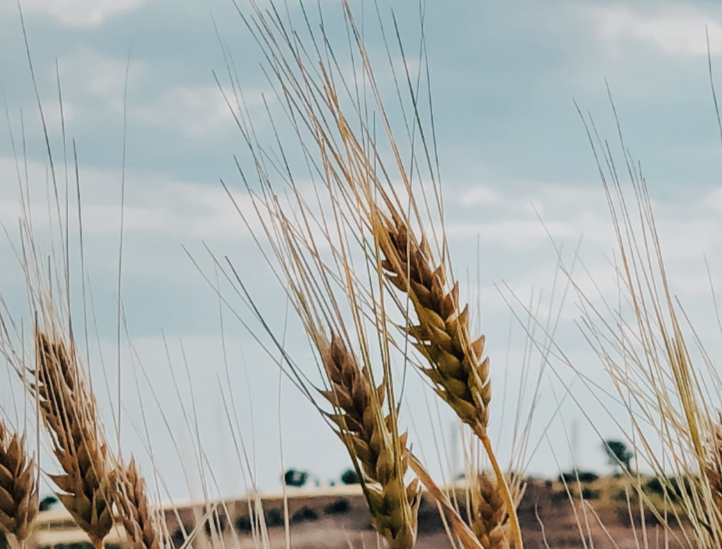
[[2, 0, 722, 503]]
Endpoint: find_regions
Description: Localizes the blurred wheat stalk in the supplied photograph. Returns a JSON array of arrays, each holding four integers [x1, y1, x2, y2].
[[528, 101, 722, 549], [0, 420, 38, 549], [0, 77, 166, 549], [1, 304, 166, 549]]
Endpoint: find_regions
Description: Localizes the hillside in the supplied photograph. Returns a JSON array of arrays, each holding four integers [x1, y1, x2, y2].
[[5, 476, 688, 549]]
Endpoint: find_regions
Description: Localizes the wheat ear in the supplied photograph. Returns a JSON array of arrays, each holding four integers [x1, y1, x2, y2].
[[113, 457, 163, 549], [469, 473, 525, 549], [31, 330, 113, 548], [0, 420, 38, 547], [703, 417, 722, 529], [376, 219, 523, 549], [378, 221, 489, 429], [318, 332, 421, 549]]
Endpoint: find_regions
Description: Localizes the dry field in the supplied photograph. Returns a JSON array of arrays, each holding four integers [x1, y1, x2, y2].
[[5, 478, 688, 549]]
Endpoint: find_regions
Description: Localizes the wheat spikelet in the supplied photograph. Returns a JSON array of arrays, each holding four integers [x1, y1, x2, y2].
[[113, 457, 163, 549], [378, 220, 490, 433], [318, 332, 421, 549], [0, 421, 38, 546], [469, 473, 524, 549], [703, 417, 722, 527], [31, 330, 113, 548]]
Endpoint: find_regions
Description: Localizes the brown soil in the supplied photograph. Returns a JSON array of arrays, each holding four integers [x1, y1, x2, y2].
[[160, 478, 688, 549]]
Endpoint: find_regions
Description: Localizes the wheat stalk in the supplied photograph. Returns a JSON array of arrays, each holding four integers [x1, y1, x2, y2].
[[556, 106, 722, 548], [215, 2, 528, 547], [0, 420, 38, 547], [374, 217, 523, 549], [318, 331, 421, 549], [701, 416, 722, 540], [222, 163, 423, 546], [31, 330, 113, 549]]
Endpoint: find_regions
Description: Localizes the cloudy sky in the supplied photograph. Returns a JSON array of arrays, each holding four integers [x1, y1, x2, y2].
[[2, 0, 722, 503]]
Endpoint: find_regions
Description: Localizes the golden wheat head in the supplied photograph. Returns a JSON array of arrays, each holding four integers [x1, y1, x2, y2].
[[470, 473, 525, 549], [374, 217, 523, 549], [31, 330, 113, 548], [0, 420, 38, 545], [703, 416, 722, 530], [378, 220, 491, 434], [319, 332, 421, 549], [113, 457, 163, 549]]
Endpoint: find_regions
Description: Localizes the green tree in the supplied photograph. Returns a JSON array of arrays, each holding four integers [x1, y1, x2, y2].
[[39, 495, 59, 512], [340, 468, 360, 485], [603, 439, 634, 474], [283, 469, 310, 487]]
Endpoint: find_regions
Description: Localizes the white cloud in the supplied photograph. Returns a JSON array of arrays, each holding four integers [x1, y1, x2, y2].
[[446, 182, 612, 252], [447, 218, 574, 248], [581, 3, 722, 57], [134, 86, 230, 139], [0, 156, 254, 241], [705, 186, 722, 211], [49, 50, 258, 140], [63, 49, 147, 99], [13, 0, 147, 27], [35, 48, 153, 125], [133, 85, 270, 140], [441, 180, 722, 330], [459, 185, 500, 206]]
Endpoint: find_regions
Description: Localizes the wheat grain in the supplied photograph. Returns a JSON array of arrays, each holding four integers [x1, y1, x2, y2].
[[32, 330, 113, 548], [0, 420, 38, 546], [563, 109, 722, 547]]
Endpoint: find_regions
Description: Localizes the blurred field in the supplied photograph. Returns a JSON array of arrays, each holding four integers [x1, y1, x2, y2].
[[10, 477, 685, 549]]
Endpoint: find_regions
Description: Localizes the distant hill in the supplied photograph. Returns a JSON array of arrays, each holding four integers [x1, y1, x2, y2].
[[20, 477, 686, 549]]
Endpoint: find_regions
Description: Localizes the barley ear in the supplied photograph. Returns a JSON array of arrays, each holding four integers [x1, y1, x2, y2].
[[32, 330, 113, 548], [113, 457, 163, 549], [319, 332, 421, 549], [0, 421, 38, 546]]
